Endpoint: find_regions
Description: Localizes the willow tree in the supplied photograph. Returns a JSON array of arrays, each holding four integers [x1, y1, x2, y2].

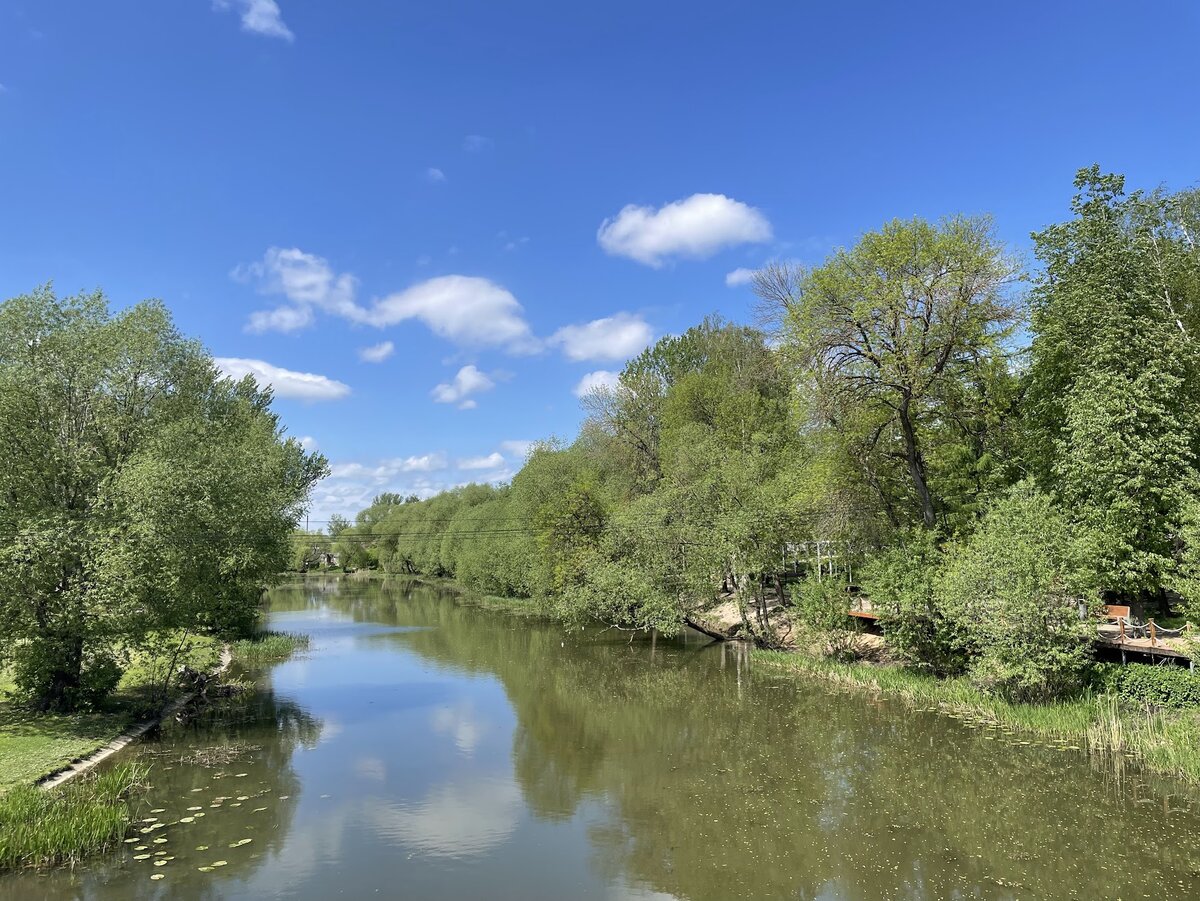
[[0, 287, 327, 710], [756, 217, 1021, 529]]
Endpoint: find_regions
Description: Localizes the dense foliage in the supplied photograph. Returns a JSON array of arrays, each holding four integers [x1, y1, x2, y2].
[[333, 169, 1200, 701], [0, 288, 327, 710]]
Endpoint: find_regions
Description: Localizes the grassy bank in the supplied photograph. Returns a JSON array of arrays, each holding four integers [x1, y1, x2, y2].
[[0, 763, 146, 871], [755, 649, 1200, 783], [0, 635, 222, 794]]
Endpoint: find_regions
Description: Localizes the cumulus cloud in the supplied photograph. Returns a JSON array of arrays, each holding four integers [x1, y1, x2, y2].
[[235, 248, 539, 353], [725, 267, 759, 287], [597, 193, 772, 267], [573, 370, 620, 398], [298, 435, 318, 451], [367, 276, 539, 352], [358, 340, 395, 363], [426, 167, 446, 183], [213, 0, 294, 41], [458, 452, 506, 470], [432, 365, 495, 409], [215, 357, 350, 401], [237, 247, 359, 332], [549, 312, 652, 362], [463, 135, 493, 152], [329, 454, 447, 480]]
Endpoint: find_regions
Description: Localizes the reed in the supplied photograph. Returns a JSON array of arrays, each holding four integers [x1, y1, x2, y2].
[[0, 763, 146, 871], [230, 630, 310, 666]]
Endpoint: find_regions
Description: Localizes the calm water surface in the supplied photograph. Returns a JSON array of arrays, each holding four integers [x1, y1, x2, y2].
[[5, 576, 1200, 900]]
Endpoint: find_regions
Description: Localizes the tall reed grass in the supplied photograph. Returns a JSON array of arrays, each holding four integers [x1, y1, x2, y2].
[[0, 763, 146, 871]]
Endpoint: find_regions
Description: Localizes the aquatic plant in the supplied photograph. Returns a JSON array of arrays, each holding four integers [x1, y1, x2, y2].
[[0, 763, 147, 871]]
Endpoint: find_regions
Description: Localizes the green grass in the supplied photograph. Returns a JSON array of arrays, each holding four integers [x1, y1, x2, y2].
[[0, 633, 222, 794], [229, 630, 310, 666], [755, 649, 1200, 783], [0, 763, 146, 871]]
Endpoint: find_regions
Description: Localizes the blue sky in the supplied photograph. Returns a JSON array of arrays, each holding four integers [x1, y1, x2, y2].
[[1, 1, 1197, 523]]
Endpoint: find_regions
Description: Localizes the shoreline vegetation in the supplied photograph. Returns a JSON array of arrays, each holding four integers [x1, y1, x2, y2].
[[317, 170, 1200, 779], [753, 649, 1200, 785], [0, 629, 307, 872]]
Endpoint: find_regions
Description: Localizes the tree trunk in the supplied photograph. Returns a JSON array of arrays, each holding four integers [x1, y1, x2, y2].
[[39, 634, 85, 711], [898, 394, 937, 527]]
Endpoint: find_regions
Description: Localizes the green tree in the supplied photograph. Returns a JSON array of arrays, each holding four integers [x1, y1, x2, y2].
[[1026, 167, 1200, 600], [0, 287, 326, 709], [756, 218, 1021, 528]]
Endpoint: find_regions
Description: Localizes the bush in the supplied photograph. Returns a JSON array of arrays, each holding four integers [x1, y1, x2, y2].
[[938, 483, 1093, 703], [859, 530, 967, 676], [9, 644, 122, 712], [793, 576, 861, 660], [1095, 662, 1200, 709]]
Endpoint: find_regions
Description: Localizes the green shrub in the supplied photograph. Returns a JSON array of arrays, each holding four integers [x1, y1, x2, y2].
[[859, 529, 967, 676], [793, 576, 861, 660], [1095, 662, 1200, 709], [938, 483, 1093, 703]]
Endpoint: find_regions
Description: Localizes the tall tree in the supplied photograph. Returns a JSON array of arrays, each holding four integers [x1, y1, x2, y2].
[[0, 287, 327, 709], [756, 217, 1021, 528], [1026, 167, 1200, 599]]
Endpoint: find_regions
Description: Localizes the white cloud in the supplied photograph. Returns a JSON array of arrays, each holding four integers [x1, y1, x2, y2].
[[235, 249, 539, 353], [426, 167, 446, 183], [458, 452, 506, 470], [432, 365, 495, 409], [597, 193, 772, 267], [549, 312, 652, 362], [463, 135, 493, 152], [358, 340, 395, 363], [329, 454, 447, 480], [725, 267, 759, 287], [573, 370, 620, 398], [367, 276, 538, 352], [237, 247, 359, 332], [499, 440, 535, 460], [246, 304, 314, 334], [213, 0, 294, 41], [298, 435, 318, 451], [215, 357, 351, 402]]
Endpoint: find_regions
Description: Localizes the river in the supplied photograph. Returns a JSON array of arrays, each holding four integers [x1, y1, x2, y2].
[[5, 576, 1200, 900]]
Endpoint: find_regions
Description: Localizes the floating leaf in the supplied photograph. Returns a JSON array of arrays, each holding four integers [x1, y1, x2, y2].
[[188, 806, 202, 811], [151, 808, 165, 814], [180, 817, 195, 823], [150, 874, 165, 881], [133, 854, 151, 860], [153, 838, 169, 844], [212, 860, 228, 867], [196, 845, 209, 851], [154, 860, 168, 867], [198, 866, 215, 872]]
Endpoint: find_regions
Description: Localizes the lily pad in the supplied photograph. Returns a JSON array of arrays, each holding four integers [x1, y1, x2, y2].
[[150, 873, 165, 881], [133, 854, 151, 860]]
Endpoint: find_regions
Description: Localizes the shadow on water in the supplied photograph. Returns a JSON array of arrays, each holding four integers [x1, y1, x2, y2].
[[5, 575, 1200, 900]]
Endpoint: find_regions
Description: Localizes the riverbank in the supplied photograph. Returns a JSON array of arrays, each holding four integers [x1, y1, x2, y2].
[[0, 635, 224, 794], [755, 649, 1200, 783], [0, 631, 309, 795]]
